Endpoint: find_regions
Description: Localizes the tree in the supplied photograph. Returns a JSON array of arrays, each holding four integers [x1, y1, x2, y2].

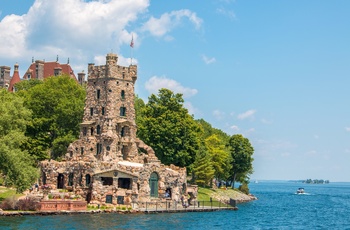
[[227, 134, 254, 188], [192, 145, 215, 187], [14, 79, 42, 92], [205, 134, 232, 184], [0, 89, 38, 193], [19, 75, 86, 160], [137, 88, 201, 167]]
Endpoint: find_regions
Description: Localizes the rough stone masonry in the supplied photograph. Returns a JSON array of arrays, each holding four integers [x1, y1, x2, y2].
[[40, 53, 190, 206]]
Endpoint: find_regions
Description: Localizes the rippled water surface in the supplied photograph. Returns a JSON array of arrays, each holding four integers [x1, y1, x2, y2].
[[1, 181, 350, 229]]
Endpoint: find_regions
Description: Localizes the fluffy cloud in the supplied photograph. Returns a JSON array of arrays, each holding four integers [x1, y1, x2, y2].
[[0, 0, 152, 76], [142, 9, 202, 37], [202, 55, 216, 64], [237, 109, 256, 120], [144, 76, 198, 98]]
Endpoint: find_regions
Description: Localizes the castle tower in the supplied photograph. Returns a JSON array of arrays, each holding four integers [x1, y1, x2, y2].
[[74, 53, 139, 162], [0, 66, 11, 89], [8, 63, 21, 92], [40, 53, 187, 206]]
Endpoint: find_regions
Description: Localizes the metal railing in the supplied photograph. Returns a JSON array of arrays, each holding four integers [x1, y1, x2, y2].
[[132, 199, 236, 212]]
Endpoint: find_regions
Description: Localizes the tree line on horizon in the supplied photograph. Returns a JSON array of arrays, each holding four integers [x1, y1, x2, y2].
[[0, 76, 254, 193]]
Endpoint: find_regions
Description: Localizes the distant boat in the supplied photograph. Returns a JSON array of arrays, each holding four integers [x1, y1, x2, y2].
[[254, 180, 259, 184], [296, 188, 305, 194]]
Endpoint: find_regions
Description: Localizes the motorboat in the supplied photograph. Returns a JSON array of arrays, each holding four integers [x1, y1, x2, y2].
[[296, 188, 305, 194]]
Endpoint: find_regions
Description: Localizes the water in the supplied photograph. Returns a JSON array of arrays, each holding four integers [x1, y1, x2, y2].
[[1, 181, 350, 229]]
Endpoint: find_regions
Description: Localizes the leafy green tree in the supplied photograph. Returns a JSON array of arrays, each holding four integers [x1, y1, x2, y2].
[[192, 145, 215, 187], [19, 75, 86, 160], [134, 95, 146, 127], [14, 79, 42, 92], [0, 89, 38, 193], [196, 119, 230, 141], [205, 134, 232, 184], [137, 88, 201, 167], [227, 134, 254, 188]]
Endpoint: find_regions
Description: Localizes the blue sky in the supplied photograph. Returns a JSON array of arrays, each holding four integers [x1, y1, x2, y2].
[[1, 0, 350, 182]]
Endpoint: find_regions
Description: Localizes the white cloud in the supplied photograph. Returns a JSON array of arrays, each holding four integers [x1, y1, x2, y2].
[[345, 127, 350, 132], [202, 55, 216, 64], [142, 9, 202, 37], [144, 76, 198, 98], [184, 101, 199, 116], [213, 109, 225, 120], [230, 125, 239, 131], [0, 0, 149, 73], [237, 109, 256, 120]]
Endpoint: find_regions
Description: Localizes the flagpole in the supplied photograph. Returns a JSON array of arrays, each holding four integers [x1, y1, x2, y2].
[[130, 34, 134, 65]]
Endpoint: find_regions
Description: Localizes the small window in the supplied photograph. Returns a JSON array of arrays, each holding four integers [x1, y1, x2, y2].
[[42, 172, 47, 185], [97, 125, 101, 135], [120, 127, 125, 137], [97, 89, 101, 99], [118, 178, 131, 189], [121, 90, 125, 100], [91, 127, 94, 135], [106, 195, 113, 204], [90, 108, 93, 116], [27, 74, 31, 79], [96, 143, 102, 155], [106, 146, 110, 151], [122, 73, 125, 79], [86, 174, 91, 186], [102, 107, 105, 115], [120, 107, 126, 116], [83, 127, 87, 136], [101, 177, 113, 186], [80, 147, 84, 155]]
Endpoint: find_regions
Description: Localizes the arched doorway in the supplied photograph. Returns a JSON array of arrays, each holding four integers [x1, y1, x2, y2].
[[57, 174, 65, 189], [149, 172, 159, 198]]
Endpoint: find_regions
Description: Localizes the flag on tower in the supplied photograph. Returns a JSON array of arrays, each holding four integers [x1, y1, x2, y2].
[[130, 34, 134, 48]]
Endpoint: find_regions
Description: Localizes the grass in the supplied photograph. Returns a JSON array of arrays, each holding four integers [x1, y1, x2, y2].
[[0, 186, 23, 203]]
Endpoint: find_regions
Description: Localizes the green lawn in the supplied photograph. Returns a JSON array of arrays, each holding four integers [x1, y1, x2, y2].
[[0, 186, 23, 203]]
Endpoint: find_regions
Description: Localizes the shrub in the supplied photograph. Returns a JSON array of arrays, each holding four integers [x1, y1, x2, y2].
[[238, 183, 250, 195], [0, 196, 18, 210], [16, 197, 40, 211]]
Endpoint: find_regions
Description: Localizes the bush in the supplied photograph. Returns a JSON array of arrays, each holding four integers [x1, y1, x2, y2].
[[0, 196, 18, 210], [238, 183, 250, 195], [16, 197, 40, 211]]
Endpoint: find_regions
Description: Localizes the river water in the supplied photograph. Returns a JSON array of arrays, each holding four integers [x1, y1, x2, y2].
[[1, 181, 349, 229]]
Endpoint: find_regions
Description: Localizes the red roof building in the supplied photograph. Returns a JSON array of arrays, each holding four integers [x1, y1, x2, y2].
[[23, 57, 77, 81]]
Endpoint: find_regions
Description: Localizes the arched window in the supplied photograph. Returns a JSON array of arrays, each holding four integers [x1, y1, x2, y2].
[[91, 127, 94, 135], [121, 90, 125, 100], [57, 174, 65, 189], [97, 125, 101, 134], [86, 174, 91, 186], [149, 172, 159, 198]]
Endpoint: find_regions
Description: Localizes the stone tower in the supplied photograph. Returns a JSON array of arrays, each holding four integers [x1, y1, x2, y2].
[[40, 53, 187, 206]]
